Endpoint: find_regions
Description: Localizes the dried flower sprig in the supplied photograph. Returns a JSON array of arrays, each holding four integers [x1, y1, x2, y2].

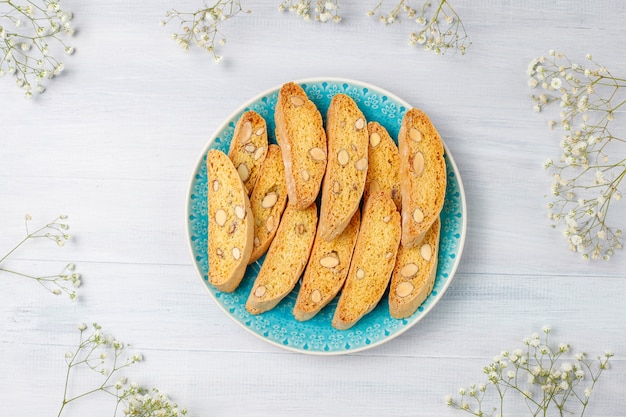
[[58, 323, 188, 417], [162, 0, 250, 63], [446, 327, 614, 417], [165, 1, 468, 60], [528, 51, 625, 260], [0, 214, 80, 299], [367, 0, 470, 55], [278, 0, 341, 23], [0, 0, 75, 98]]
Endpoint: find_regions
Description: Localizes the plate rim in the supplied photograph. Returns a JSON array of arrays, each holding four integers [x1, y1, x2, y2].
[[185, 77, 467, 355]]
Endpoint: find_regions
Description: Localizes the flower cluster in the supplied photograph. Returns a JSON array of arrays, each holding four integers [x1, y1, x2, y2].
[[367, 0, 469, 55], [446, 327, 614, 417], [165, 1, 467, 59], [528, 51, 624, 260], [58, 323, 187, 417], [278, 0, 341, 23], [0, 214, 80, 299], [122, 386, 187, 417], [0, 0, 75, 98], [162, 0, 249, 63]]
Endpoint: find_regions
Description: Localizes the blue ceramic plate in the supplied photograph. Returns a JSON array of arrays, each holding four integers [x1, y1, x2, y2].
[[186, 78, 466, 355]]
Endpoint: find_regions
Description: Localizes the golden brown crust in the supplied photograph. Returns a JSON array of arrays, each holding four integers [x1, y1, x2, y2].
[[398, 108, 446, 248], [228, 110, 269, 195], [248, 144, 288, 264], [246, 203, 318, 315], [389, 218, 440, 319], [206, 149, 254, 292], [365, 121, 401, 210], [331, 192, 401, 330], [274, 82, 327, 209], [318, 94, 369, 241], [293, 210, 361, 322]]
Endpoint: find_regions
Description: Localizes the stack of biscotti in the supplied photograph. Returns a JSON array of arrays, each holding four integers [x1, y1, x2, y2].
[[206, 149, 255, 293], [204, 81, 448, 327]]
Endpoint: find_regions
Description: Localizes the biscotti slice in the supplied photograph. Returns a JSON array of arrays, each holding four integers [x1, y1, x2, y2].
[[331, 192, 401, 330], [246, 203, 318, 315], [318, 93, 369, 241], [364, 121, 401, 210], [248, 144, 288, 264], [274, 82, 327, 209], [293, 210, 361, 322], [398, 108, 446, 248], [228, 110, 269, 195], [206, 149, 255, 293], [388, 218, 440, 319]]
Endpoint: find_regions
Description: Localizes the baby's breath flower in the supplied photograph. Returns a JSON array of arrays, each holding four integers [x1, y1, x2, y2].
[[530, 51, 625, 260], [550, 77, 562, 89], [163, 0, 250, 62], [164, 2, 466, 61], [278, 0, 341, 23], [368, 0, 470, 55], [446, 328, 613, 417], [58, 323, 188, 417], [0, 215, 79, 299], [1, 0, 76, 98]]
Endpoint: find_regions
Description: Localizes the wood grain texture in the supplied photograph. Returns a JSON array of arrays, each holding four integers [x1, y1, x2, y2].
[[1, 1, 625, 416]]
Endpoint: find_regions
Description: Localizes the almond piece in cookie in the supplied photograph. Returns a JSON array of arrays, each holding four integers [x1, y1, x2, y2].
[[274, 82, 327, 209], [398, 108, 446, 248], [246, 203, 318, 315], [206, 149, 254, 292], [388, 218, 440, 319], [248, 144, 288, 264], [228, 110, 269, 195], [293, 210, 361, 322], [318, 93, 369, 241], [364, 121, 401, 211], [331, 192, 401, 330]]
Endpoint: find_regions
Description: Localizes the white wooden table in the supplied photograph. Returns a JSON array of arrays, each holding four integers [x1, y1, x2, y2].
[[1, 1, 625, 416]]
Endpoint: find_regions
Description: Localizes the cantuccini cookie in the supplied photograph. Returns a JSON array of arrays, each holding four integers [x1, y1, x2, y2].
[[331, 192, 401, 330], [364, 121, 401, 211], [246, 203, 318, 315], [317, 93, 369, 241], [388, 218, 440, 319], [274, 82, 327, 209], [206, 149, 254, 293], [398, 108, 446, 248], [228, 110, 269, 195], [293, 210, 361, 322], [247, 144, 289, 264]]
